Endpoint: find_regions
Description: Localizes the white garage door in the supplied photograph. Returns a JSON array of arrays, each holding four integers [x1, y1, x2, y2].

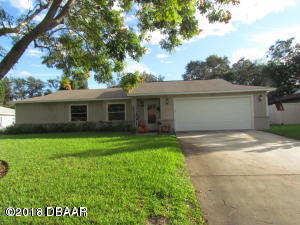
[[174, 96, 253, 131]]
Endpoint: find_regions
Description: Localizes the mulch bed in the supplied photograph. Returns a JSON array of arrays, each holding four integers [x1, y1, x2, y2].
[[0, 160, 9, 179]]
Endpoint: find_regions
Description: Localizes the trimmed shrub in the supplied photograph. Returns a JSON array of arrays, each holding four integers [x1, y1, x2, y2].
[[2, 121, 132, 135]]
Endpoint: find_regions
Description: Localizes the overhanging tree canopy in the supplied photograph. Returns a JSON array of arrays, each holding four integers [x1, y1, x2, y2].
[[0, 0, 239, 82]]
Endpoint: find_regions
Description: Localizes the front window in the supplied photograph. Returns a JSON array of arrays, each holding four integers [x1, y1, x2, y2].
[[108, 104, 125, 121], [70, 105, 87, 121]]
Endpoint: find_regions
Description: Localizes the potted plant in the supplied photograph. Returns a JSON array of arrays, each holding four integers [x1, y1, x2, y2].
[[162, 124, 170, 133]]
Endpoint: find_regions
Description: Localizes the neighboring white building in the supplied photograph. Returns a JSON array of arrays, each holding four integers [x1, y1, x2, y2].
[[0, 106, 15, 129]]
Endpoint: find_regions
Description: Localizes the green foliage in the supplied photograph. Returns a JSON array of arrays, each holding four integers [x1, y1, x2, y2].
[[182, 55, 231, 80], [140, 71, 165, 82], [0, 78, 11, 105], [119, 71, 143, 93], [0, 132, 204, 224], [3, 121, 132, 135], [2, 76, 61, 101], [10, 77, 27, 99], [265, 38, 300, 97], [10, 76, 46, 100], [263, 62, 297, 97], [231, 58, 265, 86], [60, 76, 72, 90], [26, 76, 45, 98], [47, 77, 60, 90], [183, 38, 300, 97], [268, 38, 295, 62], [1, 0, 238, 81]]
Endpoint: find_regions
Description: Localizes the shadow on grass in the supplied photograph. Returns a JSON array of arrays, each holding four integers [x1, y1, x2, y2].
[[0, 132, 166, 140], [50, 138, 179, 159]]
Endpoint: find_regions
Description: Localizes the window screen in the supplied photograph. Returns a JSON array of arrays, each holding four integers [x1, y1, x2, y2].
[[70, 105, 87, 121], [108, 104, 125, 120]]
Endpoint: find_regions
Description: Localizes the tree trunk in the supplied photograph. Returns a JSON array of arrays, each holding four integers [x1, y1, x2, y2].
[[0, 29, 43, 79], [0, 0, 69, 80]]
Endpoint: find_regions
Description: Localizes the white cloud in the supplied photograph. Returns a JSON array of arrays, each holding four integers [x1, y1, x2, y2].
[[231, 47, 266, 63], [124, 60, 152, 73], [7, 0, 33, 11], [188, 15, 236, 42], [175, 47, 182, 51], [25, 48, 42, 57], [144, 0, 296, 45], [143, 30, 165, 45], [250, 25, 300, 47], [144, 47, 151, 54], [156, 54, 169, 59], [124, 14, 136, 23], [160, 60, 173, 64], [230, 0, 296, 24], [20, 71, 32, 76]]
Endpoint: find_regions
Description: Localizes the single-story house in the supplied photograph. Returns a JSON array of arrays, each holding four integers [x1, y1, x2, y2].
[[0, 106, 15, 129], [15, 79, 275, 131]]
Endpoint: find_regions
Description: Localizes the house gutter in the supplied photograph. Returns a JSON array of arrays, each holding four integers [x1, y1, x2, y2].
[[127, 88, 276, 96], [15, 97, 130, 104]]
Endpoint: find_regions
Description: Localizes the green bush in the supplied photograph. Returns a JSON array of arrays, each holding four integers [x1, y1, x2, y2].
[[2, 121, 132, 134]]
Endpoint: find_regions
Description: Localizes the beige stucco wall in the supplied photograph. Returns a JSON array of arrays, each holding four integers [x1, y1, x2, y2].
[[135, 92, 270, 131], [16, 100, 132, 124], [16, 92, 270, 130]]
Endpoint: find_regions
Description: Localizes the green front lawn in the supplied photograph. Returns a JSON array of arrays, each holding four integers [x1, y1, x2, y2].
[[266, 125, 300, 140], [0, 132, 204, 225]]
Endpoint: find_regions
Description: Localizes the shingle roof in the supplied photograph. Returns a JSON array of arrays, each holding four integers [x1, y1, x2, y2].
[[17, 88, 128, 103], [16, 79, 274, 103], [0, 106, 15, 115], [128, 79, 274, 96]]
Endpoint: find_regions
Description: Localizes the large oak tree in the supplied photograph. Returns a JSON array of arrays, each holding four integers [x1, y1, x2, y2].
[[0, 0, 238, 82]]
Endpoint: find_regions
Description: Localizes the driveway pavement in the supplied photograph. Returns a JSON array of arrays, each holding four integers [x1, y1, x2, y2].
[[177, 131, 300, 225]]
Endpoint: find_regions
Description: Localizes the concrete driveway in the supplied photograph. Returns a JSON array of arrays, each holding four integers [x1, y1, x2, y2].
[[177, 131, 300, 225]]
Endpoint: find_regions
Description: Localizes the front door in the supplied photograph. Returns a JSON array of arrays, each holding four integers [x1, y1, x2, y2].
[[145, 101, 160, 131]]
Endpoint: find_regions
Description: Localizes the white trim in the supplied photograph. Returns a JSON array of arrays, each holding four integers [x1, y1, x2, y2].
[[250, 95, 255, 129], [0, 113, 15, 116], [106, 102, 126, 121], [69, 104, 89, 122], [128, 88, 275, 96], [16, 97, 129, 104], [173, 95, 254, 131]]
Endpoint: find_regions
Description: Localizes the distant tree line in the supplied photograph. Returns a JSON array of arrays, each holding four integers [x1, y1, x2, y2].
[[0, 70, 164, 106], [0, 72, 89, 106], [182, 38, 300, 98]]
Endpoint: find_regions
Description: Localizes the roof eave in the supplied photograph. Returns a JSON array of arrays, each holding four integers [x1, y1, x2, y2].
[[127, 88, 276, 96], [15, 97, 130, 104]]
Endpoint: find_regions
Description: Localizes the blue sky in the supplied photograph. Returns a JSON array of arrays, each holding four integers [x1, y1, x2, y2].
[[1, 0, 300, 89]]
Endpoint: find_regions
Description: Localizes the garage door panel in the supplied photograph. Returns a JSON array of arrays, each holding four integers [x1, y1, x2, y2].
[[174, 96, 253, 131]]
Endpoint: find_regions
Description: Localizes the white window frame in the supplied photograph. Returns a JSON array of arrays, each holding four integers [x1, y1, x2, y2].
[[106, 103, 126, 121], [69, 104, 88, 122]]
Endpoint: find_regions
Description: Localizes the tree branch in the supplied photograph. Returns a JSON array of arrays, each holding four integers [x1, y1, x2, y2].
[[0, 3, 49, 37], [0, 0, 68, 79], [53, 0, 76, 25]]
